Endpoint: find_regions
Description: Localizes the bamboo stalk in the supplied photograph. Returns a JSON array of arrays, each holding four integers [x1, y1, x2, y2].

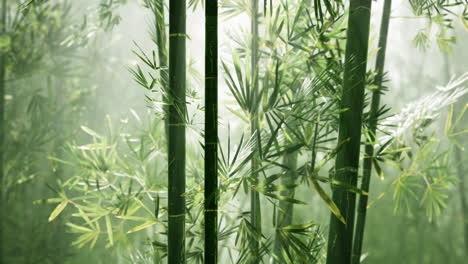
[[326, 1, 372, 263], [442, 47, 468, 257], [272, 150, 297, 263], [204, 0, 218, 263], [278, 152, 297, 229], [152, 1, 167, 261], [456, 141, 468, 254], [351, 1, 392, 263], [0, 0, 7, 262], [154, 0, 169, 137], [168, 0, 186, 263], [250, 0, 262, 259]]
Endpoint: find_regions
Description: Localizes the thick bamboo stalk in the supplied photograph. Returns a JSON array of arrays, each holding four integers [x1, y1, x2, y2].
[[204, 0, 218, 263], [250, 0, 262, 259], [168, 0, 186, 263], [326, 1, 372, 263], [351, 1, 392, 263]]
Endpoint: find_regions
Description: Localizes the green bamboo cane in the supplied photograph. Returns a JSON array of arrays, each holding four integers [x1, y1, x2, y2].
[[449, 54, 468, 255], [272, 149, 297, 263], [272, 1, 311, 260], [204, 0, 218, 263], [443, 50, 468, 257], [154, 0, 169, 137], [326, 1, 372, 263], [250, 0, 262, 259], [0, 0, 6, 262], [351, 1, 392, 263], [150, 1, 168, 261], [168, 0, 186, 263], [455, 147, 468, 255]]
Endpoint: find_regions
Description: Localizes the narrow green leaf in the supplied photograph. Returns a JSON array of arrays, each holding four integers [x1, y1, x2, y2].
[[127, 220, 158, 233], [80, 126, 102, 139], [105, 215, 114, 246], [48, 200, 68, 222], [66, 223, 93, 233], [309, 177, 346, 224], [445, 104, 453, 136], [280, 221, 318, 232]]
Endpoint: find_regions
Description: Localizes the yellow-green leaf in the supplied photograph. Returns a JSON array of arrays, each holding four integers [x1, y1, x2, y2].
[[309, 177, 346, 224], [105, 215, 114, 246], [134, 198, 154, 217], [115, 215, 149, 221], [72, 232, 95, 249], [48, 200, 68, 222], [80, 126, 102, 139], [127, 220, 158, 233], [449, 129, 468, 137], [445, 104, 453, 136], [66, 223, 93, 233], [280, 221, 318, 232]]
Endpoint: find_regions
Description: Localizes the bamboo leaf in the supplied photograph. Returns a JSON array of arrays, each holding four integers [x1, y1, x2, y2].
[[280, 221, 318, 232], [444, 104, 453, 136], [105, 215, 114, 246], [66, 223, 93, 233], [33, 198, 63, 205], [226, 106, 249, 123], [449, 129, 468, 137], [127, 220, 158, 233], [262, 192, 306, 204], [134, 198, 155, 217], [48, 200, 68, 222], [309, 177, 345, 224], [315, 175, 369, 195], [373, 159, 384, 180], [80, 126, 102, 139], [72, 232, 95, 249], [115, 215, 149, 221]]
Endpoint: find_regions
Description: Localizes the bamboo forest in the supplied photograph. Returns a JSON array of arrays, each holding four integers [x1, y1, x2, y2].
[[1, 0, 468, 263]]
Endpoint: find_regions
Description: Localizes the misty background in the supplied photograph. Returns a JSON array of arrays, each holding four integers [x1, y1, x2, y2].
[[2, 0, 467, 263]]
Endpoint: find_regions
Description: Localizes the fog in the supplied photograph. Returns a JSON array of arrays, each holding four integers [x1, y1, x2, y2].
[[1, 0, 467, 263]]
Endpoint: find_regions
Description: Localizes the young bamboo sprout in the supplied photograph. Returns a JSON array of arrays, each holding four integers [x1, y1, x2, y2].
[[204, 0, 218, 263], [326, 1, 372, 263], [168, 0, 186, 263], [352, 1, 392, 263]]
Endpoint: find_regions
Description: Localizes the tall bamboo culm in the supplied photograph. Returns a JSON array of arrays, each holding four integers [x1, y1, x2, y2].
[[204, 0, 218, 263], [443, 52, 468, 256], [154, 0, 169, 137], [326, 1, 372, 263], [250, 0, 262, 259], [151, 1, 167, 262], [456, 147, 468, 254], [351, 1, 392, 263], [273, 150, 297, 263], [168, 0, 186, 263], [0, 0, 6, 262]]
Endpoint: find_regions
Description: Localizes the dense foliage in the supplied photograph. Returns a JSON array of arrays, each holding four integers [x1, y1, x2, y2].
[[0, 0, 467, 263]]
